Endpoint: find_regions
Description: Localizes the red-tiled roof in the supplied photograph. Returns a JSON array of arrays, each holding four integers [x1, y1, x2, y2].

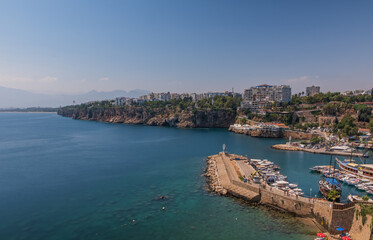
[[358, 128, 371, 132]]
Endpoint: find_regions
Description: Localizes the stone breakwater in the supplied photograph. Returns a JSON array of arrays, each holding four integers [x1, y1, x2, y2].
[[58, 106, 236, 128], [272, 144, 301, 151], [204, 156, 227, 195]]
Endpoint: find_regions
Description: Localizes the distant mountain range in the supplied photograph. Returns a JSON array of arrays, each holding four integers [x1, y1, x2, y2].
[[0, 86, 149, 108]]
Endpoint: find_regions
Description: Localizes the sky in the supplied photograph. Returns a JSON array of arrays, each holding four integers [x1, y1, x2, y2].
[[0, 0, 372, 95]]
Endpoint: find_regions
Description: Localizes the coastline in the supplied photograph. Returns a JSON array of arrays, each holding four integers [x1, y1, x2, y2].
[[57, 107, 236, 128], [0, 111, 57, 113]]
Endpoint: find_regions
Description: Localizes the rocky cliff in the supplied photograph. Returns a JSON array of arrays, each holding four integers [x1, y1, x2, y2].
[[57, 106, 236, 128]]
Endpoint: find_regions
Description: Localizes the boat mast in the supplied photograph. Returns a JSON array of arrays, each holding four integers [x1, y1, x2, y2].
[[328, 154, 332, 176], [350, 148, 352, 160], [333, 155, 336, 178]]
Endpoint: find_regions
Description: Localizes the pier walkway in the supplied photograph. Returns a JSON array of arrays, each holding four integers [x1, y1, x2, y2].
[[272, 144, 364, 157], [213, 153, 260, 201]]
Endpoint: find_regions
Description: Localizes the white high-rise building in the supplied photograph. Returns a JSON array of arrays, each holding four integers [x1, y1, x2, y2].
[[241, 84, 291, 110]]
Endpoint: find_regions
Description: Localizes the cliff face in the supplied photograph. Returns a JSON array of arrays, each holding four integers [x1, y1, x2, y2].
[[57, 106, 236, 128]]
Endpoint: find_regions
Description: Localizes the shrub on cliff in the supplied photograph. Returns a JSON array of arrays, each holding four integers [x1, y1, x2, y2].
[[354, 104, 372, 122], [337, 114, 358, 137], [369, 119, 373, 133]]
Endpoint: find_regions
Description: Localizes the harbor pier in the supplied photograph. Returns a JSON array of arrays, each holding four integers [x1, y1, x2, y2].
[[272, 144, 365, 157], [206, 152, 372, 239]]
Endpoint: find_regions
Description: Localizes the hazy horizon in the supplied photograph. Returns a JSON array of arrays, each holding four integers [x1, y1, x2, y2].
[[0, 0, 372, 96]]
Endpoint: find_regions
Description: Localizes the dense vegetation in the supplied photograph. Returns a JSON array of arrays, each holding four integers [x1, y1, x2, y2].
[[290, 92, 373, 105], [335, 114, 358, 137], [242, 111, 294, 126], [62, 96, 242, 115], [369, 119, 373, 133], [137, 95, 242, 113], [354, 104, 372, 122]]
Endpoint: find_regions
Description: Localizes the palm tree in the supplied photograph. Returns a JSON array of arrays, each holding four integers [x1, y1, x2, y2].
[[362, 195, 370, 201], [328, 190, 341, 202]]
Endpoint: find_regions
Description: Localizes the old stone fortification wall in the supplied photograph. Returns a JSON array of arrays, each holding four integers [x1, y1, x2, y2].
[[231, 179, 260, 193], [331, 204, 355, 234], [349, 204, 373, 240], [312, 201, 356, 234], [312, 200, 333, 231], [260, 186, 314, 216], [283, 130, 319, 140]]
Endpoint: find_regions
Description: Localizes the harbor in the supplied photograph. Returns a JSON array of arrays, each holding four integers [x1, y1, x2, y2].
[[206, 150, 373, 240], [272, 143, 366, 158], [310, 158, 373, 196]]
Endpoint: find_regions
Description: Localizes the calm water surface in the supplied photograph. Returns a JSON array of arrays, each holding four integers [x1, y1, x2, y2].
[[1, 113, 370, 240]]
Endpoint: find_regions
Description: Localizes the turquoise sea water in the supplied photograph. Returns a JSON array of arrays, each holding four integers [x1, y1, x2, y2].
[[0, 113, 370, 240]]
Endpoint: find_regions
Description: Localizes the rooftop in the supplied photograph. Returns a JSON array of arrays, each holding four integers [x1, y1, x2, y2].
[[360, 164, 373, 169]]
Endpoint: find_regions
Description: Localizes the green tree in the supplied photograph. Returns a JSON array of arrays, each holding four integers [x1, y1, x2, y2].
[[354, 104, 372, 122], [369, 118, 373, 133], [337, 114, 358, 136], [322, 103, 340, 116], [311, 136, 321, 144], [328, 190, 341, 202]]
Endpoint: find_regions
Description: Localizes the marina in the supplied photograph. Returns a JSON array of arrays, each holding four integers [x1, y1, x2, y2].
[[272, 144, 366, 157], [310, 157, 373, 196], [205, 150, 373, 239], [246, 158, 305, 197]]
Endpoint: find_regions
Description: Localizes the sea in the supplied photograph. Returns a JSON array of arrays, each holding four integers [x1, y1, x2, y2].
[[1, 113, 370, 240]]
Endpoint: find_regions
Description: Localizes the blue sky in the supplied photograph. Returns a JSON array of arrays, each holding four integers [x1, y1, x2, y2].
[[0, 0, 372, 94]]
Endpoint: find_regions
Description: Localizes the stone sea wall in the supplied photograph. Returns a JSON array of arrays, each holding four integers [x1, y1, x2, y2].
[[58, 106, 236, 128], [260, 185, 314, 216], [284, 130, 319, 140]]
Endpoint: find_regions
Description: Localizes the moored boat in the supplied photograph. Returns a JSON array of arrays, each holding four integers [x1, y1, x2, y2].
[[337, 158, 373, 180], [318, 177, 342, 200]]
